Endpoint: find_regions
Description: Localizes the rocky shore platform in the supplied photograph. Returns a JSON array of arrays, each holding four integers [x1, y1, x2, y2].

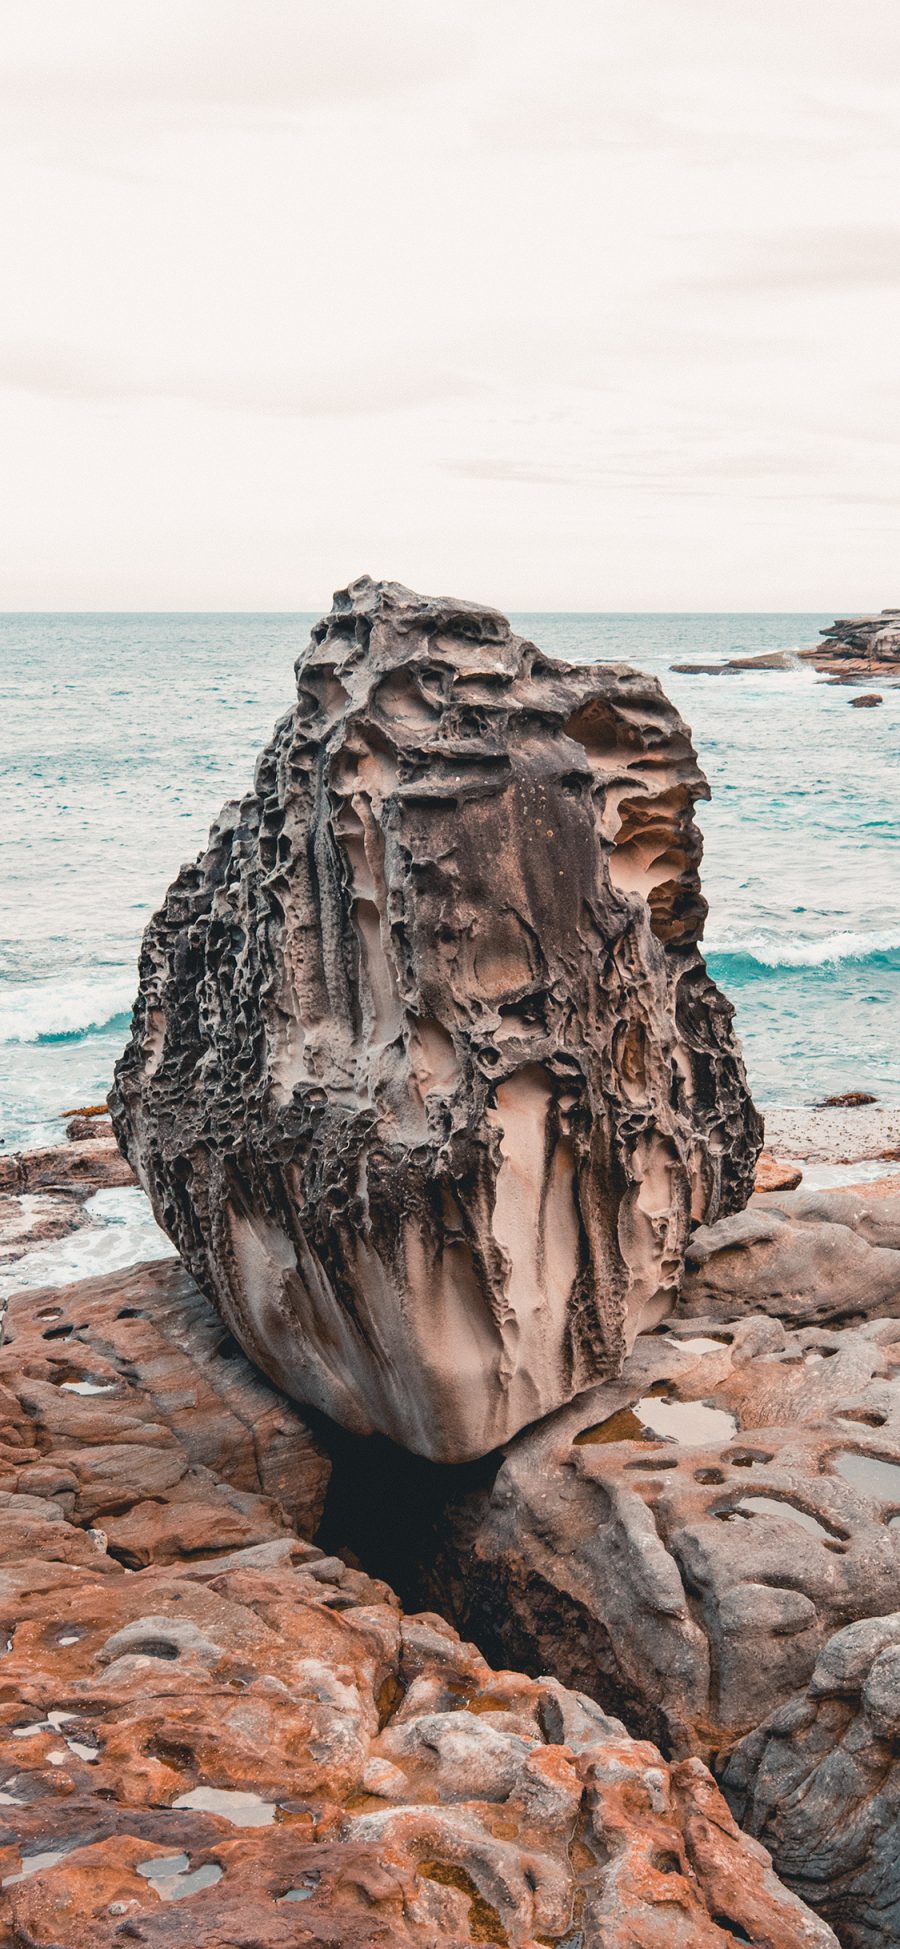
[[671, 608, 900, 689], [0, 1246, 840, 1949], [4, 1147, 900, 1945]]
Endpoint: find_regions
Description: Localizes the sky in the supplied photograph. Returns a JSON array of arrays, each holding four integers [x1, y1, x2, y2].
[[0, 0, 898, 611]]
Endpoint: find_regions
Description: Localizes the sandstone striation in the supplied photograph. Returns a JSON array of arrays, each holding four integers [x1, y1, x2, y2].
[[427, 1310, 900, 1762], [0, 1264, 836, 1949], [111, 577, 760, 1462], [723, 1613, 900, 1949]]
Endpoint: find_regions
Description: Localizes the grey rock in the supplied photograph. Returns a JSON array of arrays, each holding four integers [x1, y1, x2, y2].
[[680, 1183, 900, 1327], [427, 1313, 900, 1759], [111, 578, 759, 1462], [724, 1611, 900, 1949]]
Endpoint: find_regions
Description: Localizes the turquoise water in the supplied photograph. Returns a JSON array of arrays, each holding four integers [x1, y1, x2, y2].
[[1, 611, 898, 1151]]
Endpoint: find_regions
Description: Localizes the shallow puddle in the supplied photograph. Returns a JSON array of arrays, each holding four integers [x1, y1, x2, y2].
[[279, 1885, 317, 1902], [61, 1379, 117, 1395], [137, 1854, 224, 1901], [576, 1385, 737, 1449], [720, 1495, 842, 1541], [2, 1847, 67, 1887], [173, 1787, 275, 1826], [670, 1336, 731, 1355], [833, 1449, 900, 1504]]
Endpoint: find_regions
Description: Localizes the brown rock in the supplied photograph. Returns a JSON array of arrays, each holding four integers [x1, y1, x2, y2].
[[0, 1267, 835, 1949], [0, 1258, 332, 1544], [111, 576, 761, 1463], [671, 651, 798, 675], [850, 693, 883, 707], [753, 1150, 802, 1193], [0, 1193, 89, 1271], [819, 1092, 879, 1108], [66, 1115, 115, 1142], [802, 609, 900, 679], [0, 1139, 135, 1197]]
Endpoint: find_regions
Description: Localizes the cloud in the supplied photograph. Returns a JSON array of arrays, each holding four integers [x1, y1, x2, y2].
[[687, 227, 900, 293], [0, 0, 473, 115], [0, 341, 480, 418], [442, 454, 900, 505]]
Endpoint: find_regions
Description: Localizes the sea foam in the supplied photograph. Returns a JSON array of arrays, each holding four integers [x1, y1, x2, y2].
[[0, 976, 134, 1046], [705, 927, 900, 972]]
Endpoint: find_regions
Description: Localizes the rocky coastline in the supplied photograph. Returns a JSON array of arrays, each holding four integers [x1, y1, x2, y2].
[[3, 586, 898, 1948], [671, 608, 900, 690]]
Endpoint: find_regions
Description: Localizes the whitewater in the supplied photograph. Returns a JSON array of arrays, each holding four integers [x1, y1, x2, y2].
[[2, 609, 898, 1152]]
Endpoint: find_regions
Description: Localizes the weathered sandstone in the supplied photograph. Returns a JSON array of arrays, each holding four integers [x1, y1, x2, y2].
[[753, 1151, 802, 1194], [671, 651, 799, 676], [681, 1181, 900, 1327], [0, 1139, 135, 1200], [111, 576, 760, 1462], [427, 1311, 900, 1762], [0, 1258, 331, 1546], [724, 1612, 900, 1949], [0, 1265, 836, 1949]]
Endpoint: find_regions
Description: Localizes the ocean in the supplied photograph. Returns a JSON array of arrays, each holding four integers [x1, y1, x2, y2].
[[2, 610, 898, 1166]]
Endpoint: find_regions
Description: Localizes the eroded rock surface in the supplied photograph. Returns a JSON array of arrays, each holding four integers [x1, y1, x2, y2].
[[112, 576, 760, 1461], [724, 1613, 900, 1949], [0, 1269, 835, 1949], [428, 1312, 900, 1762], [0, 1259, 331, 1549], [681, 1181, 900, 1327]]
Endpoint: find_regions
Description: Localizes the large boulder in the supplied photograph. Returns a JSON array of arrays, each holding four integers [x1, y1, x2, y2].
[[111, 578, 760, 1461]]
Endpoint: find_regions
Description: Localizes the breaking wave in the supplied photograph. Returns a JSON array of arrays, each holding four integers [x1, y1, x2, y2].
[[706, 927, 900, 973], [0, 975, 134, 1046]]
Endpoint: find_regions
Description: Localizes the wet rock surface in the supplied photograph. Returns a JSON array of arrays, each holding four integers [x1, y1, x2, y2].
[[0, 1133, 137, 1277], [723, 1612, 900, 1949], [112, 577, 760, 1463], [681, 1181, 900, 1327], [0, 1265, 836, 1949], [426, 1311, 900, 1764]]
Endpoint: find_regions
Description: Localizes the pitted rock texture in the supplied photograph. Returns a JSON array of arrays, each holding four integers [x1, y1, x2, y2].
[[111, 577, 760, 1462], [0, 1259, 331, 1549], [681, 1182, 900, 1327], [427, 1312, 900, 1762], [723, 1612, 900, 1949], [0, 1273, 835, 1949]]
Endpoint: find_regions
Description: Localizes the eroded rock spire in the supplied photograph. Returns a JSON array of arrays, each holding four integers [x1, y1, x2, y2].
[[112, 578, 761, 1460]]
